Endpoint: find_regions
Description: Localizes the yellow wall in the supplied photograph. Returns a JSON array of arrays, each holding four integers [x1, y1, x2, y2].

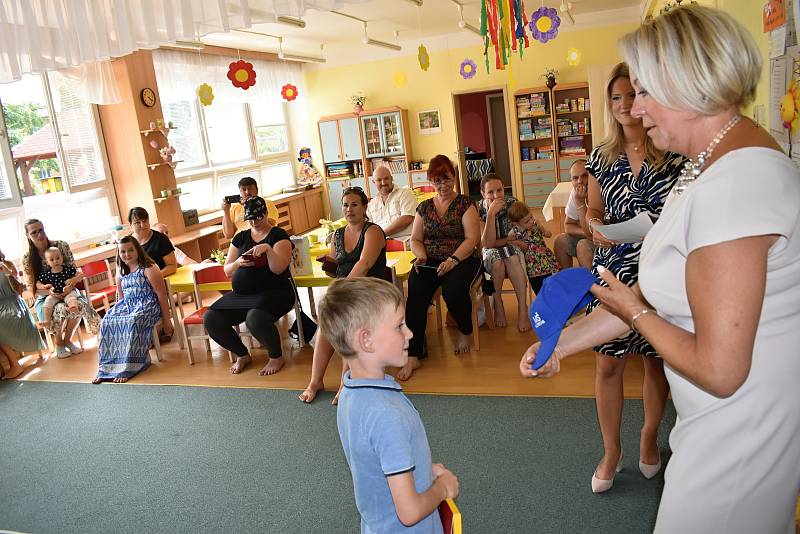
[[303, 22, 638, 169]]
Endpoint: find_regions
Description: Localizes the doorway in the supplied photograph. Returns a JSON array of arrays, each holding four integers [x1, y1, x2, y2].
[[452, 88, 514, 202]]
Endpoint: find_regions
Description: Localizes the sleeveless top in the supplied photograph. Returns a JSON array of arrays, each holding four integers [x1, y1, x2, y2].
[[416, 195, 479, 261], [333, 222, 388, 279]]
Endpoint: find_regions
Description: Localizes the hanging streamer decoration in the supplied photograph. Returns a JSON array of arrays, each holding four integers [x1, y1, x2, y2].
[[481, 0, 530, 73]]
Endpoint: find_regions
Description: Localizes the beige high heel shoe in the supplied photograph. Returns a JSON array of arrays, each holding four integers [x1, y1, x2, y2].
[[638, 456, 662, 479], [591, 452, 624, 493]]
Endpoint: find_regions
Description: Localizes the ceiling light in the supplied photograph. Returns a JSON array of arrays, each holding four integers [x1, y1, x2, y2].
[[458, 20, 481, 35], [276, 16, 306, 28], [278, 38, 326, 63], [361, 21, 401, 51], [404, 0, 423, 5]]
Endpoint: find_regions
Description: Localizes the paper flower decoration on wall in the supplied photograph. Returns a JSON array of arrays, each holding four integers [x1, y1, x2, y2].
[[197, 83, 214, 106], [418, 45, 430, 71], [227, 60, 257, 90], [281, 84, 299, 101], [394, 71, 408, 87], [781, 80, 800, 135], [460, 59, 477, 80], [566, 48, 581, 66], [529, 6, 561, 43]]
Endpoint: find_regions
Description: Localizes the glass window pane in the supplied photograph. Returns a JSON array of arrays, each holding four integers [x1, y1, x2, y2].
[[203, 103, 251, 165], [262, 162, 294, 193], [219, 169, 261, 197], [47, 71, 106, 187], [0, 149, 11, 200], [162, 101, 206, 169], [1, 74, 64, 199], [0, 216, 23, 259], [22, 189, 113, 242], [255, 125, 288, 157], [178, 176, 214, 214]]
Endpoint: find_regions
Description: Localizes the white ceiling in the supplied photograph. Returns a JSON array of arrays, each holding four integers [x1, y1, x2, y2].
[[201, 0, 645, 69]]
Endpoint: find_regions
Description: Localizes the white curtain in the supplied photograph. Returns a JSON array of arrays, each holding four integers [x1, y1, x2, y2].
[[0, 0, 366, 84], [152, 49, 301, 105], [57, 60, 122, 104]]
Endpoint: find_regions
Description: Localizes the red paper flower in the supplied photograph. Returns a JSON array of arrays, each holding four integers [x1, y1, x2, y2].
[[281, 84, 299, 101], [227, 60, 257, 90]]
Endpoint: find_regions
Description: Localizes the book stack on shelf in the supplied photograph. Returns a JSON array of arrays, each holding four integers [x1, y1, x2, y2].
[[537, 145, 554, 160], [560, 136, 586, 157], [516, 96, 532, 118], [556, 118, 591, 137], [530, 93, 549, 116], [519, 119, 534, 141], [327, 162, 352, 179], [372, 158, 407, 174], [521, 147, 531, 161], [534, 117, 552, 139], [555, 97, 590, 113]]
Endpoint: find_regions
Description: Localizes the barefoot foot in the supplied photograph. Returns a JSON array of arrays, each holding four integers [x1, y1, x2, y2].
[[258, 357, 285, 376], [92, 377, 102, 384], [493, 297, 507, 328], [517, 311, 532, 333], [230, 355, 252, 374], [453, 332, 470, 354], [299, 380, 325, 403], [397, 357, 421, 381], [112, 377, 129, 383]]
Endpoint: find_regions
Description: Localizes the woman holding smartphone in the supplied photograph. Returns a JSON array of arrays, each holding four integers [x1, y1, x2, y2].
[[203, 196, 295, 376]]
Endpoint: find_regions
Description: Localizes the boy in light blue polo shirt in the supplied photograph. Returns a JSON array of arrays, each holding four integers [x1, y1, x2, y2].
[[318, 278, 460, 533]]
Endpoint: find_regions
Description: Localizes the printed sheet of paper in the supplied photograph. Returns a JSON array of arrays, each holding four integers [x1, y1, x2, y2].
[[595, 212, 654, 243]]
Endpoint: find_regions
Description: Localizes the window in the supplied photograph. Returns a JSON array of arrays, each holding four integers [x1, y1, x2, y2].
[[153, 51, 297, 216], [0, 73, 115, 261]]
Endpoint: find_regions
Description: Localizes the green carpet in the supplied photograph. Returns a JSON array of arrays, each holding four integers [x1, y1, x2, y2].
[[0, 381, 675, 534]]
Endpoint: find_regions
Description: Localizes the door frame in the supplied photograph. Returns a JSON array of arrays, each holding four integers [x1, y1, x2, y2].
[[450, 85, 517, 198]]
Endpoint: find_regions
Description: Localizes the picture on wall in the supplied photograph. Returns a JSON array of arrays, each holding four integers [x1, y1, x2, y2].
[[418, 109, 442, 135]]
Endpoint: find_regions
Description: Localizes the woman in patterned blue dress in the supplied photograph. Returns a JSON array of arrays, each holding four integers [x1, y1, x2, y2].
[[93, 236, 173, 383], [582, 63, 685, 492]]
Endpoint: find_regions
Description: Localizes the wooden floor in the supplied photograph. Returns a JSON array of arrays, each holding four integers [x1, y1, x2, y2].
[[11, 290, 647, 399]]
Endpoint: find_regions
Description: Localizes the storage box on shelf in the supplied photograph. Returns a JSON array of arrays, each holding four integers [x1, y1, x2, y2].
[[514, 82, 593, 208]]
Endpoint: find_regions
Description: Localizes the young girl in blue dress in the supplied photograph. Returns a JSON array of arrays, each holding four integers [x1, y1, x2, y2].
[[93, 236, 173, 383]]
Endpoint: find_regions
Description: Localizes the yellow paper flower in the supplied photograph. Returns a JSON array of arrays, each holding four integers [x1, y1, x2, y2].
[[781, 80, 800, 135], [566, 48, 581, 66], [418, 44, 430, 71], [197, 83, 214, 106], [394, 71, 407, 87]]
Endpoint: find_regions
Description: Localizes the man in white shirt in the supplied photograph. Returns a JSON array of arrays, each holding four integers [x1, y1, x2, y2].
[[553, 159, 594, 269], [365, 165, 418, 239]]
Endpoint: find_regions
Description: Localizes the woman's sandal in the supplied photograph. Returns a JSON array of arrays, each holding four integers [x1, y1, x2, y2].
[[159, 331, 173, 344]]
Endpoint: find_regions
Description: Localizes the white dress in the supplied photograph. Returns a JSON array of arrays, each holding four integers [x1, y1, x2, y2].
[[639, 147, 800, 533]]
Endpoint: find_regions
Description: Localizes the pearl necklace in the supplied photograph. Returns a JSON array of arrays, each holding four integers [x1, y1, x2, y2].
[[674, 114, 741, 195]]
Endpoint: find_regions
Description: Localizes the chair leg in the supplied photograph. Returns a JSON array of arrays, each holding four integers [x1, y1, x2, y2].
[[295, 303, 305, 348], [471, 292, 480, 352], [151, 329, 162, 361], [307, 288, 317, 319], [482, 293, 495, 330], [186, 334, 196, 365], [228, 350, 235, 363], [435, 292, 443, 331]]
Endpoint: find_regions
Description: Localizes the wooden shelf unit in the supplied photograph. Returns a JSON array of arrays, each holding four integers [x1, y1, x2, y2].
[[514, 82, 593, 209], [147, 160, 184, 171]]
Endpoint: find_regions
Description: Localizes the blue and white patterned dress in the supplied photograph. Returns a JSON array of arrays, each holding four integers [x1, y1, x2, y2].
[[96, 267, 160, 380], [586, 148, 685, 358]]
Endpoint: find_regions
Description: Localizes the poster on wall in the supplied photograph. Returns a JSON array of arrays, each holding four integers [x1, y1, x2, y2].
[[764, 0, 786, 32], [418, 109, 441, 135]]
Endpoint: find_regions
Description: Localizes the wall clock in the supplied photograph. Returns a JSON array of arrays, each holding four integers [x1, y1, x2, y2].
[[140, 87, 156, 107]]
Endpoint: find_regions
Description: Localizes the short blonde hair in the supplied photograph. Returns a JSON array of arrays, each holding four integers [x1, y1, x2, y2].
[[619, 5, 761, 115], [44, 246, 62, 260], [317, 277, 404, 358], [507, 201, 531, 223]]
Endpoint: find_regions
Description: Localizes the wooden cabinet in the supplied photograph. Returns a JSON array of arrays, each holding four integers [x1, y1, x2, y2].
[[361, 112, 404, 158], [270, 188, 325, 235], [318, 117, 363, 164], [514, 82, 593, 209], [325, 176, 366, 220]]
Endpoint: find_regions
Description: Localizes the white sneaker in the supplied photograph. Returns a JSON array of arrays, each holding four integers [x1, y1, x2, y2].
[[55, 345, 72, 359], [65, 342, 83, 355]]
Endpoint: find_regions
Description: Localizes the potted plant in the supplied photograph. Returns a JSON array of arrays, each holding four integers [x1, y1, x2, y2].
[[350, 94, 367, 114], [542, 68, 559, 89]]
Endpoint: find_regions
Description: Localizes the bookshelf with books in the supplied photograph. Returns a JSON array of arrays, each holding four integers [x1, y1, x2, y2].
[[514, 82, 594, 208]]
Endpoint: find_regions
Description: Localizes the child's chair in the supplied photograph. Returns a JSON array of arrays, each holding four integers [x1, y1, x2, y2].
[[80, 259, 117, 314], [433, 271, 494, 351], [180, 265, 233, 365], [414, 185, 436, 193], [386, 239, 406, 252]]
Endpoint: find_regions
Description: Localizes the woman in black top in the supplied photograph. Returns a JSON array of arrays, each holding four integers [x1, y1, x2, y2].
[[203, 197, 295, 376], [299, 187, 388, 403], [128, 207, 177, 278]]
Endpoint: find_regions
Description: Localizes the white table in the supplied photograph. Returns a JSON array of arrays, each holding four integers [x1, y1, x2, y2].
[[542, 182, 573, 222]]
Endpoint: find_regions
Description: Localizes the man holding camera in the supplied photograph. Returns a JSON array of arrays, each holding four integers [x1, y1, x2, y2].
[[222, 176, 278, 239]]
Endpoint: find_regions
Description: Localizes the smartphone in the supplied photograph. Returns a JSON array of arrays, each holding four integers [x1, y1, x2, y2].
[[241, 253, 255, 262], [224, 194, 241, 205]]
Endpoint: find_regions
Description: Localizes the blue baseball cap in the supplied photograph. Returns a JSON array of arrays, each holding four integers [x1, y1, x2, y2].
[[529, 267, 597, 370]]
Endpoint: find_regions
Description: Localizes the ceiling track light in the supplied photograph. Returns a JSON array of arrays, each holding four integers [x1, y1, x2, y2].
[[276, 15, 306, 28], [277, 37, 326, 63], [404, 0, 423, 5], [361, 21, 402, 51], [453, 2, 481, 36]]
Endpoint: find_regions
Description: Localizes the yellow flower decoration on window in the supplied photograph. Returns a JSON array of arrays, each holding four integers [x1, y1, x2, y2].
[[197, 83, 214, 106], [418, 44, 430, 71]]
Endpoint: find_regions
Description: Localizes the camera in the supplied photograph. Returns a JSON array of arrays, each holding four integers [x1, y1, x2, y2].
[[223, 194, 241, 205]]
